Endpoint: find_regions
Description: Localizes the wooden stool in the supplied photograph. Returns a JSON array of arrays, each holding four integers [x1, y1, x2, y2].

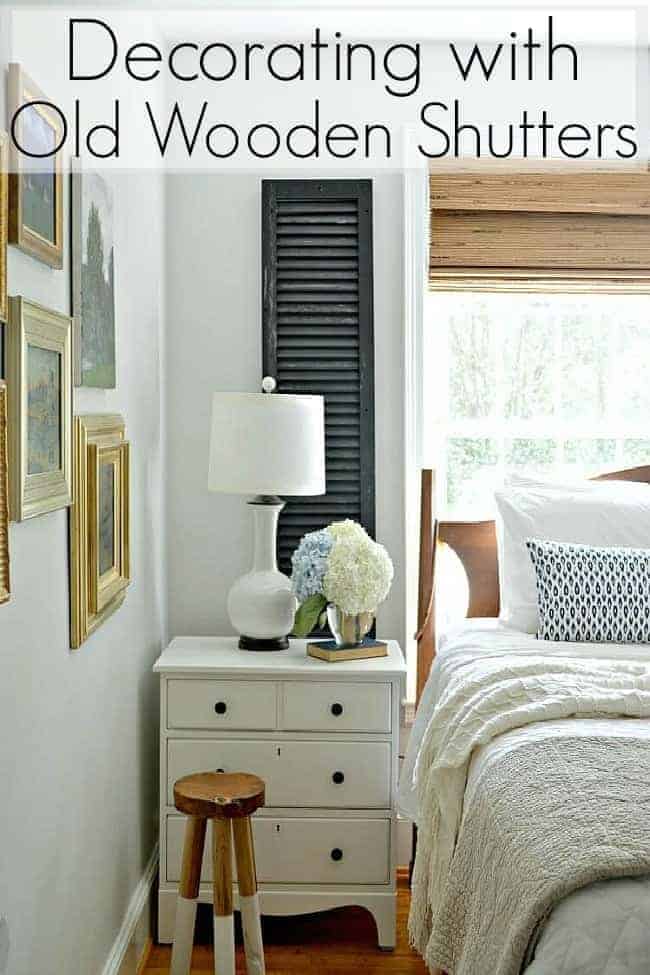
[[170, 771, 266, 975]]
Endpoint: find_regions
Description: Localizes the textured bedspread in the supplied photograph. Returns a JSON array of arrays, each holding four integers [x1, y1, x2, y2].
[[470, 719, 650, 974], [427, 734, 650, 975], [403, 623, 650, 975]]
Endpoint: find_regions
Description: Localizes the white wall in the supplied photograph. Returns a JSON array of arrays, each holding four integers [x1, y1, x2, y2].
[[163, 31, 641, 662], [165, 171, 406, 647], [0, 24, 166, 975]]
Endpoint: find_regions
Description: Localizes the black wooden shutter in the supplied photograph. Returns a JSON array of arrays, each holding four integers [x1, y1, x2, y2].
[[262, 179, 375, 576]]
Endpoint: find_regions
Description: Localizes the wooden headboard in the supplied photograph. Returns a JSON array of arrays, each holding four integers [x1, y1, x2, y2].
[[415, 465, 650, 702]]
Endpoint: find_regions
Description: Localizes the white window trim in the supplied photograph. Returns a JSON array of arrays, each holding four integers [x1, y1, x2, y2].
[[402, 151, 428, 706]]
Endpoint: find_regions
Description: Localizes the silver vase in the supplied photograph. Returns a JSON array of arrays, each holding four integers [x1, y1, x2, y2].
[[327, 605, 374, 648]]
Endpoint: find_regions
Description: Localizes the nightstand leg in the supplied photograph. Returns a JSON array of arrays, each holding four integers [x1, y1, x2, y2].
[[372, 897, 397, 951], [213, 819, 235, 975], [171, 816, 207, 975], [233, 817, 265, 975]]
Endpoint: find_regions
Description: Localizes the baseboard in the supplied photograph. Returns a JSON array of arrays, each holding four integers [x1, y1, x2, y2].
[[135, 937, 153, 975], [101, 842, 159, 975]]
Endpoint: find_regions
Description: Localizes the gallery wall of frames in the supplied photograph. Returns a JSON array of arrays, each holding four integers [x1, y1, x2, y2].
[[0, 62, 130, 648]]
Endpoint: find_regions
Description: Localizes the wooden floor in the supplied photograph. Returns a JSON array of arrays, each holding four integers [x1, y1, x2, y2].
[[145, 877, 427, 974]]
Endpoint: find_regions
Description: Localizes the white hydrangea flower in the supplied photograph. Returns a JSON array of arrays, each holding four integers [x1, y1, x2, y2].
[[327, 519, 368, 543], [324, 523, 394, 615]]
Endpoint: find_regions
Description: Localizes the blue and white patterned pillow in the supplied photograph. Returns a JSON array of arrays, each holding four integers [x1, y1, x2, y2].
[[526, 539, 650, 644]]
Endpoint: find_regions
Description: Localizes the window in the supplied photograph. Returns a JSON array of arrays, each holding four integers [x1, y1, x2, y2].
[[411, 169, 650, 703], [424, 289, 650, 518]]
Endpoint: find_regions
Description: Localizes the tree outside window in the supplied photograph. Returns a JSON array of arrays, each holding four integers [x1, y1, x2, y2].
[[425, 291, 650, 517]]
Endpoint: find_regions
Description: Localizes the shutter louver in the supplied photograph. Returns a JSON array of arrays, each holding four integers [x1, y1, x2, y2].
[[262, 179, 375, 577]]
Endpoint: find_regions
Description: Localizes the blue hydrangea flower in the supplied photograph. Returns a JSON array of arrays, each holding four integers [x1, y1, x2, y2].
[[291, 528, 333, 603]]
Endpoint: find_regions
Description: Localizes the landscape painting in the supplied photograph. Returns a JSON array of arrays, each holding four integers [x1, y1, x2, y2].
[[27, 344, 61, 475], [21, 105, 56, 244], [99, 461, 115, 576], [6, 298, 71, 520], [7, 65, 63, 268], [77, 172, 115, 388]]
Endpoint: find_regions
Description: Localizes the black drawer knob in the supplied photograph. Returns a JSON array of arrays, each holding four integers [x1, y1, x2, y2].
[[332, 771, 345, 785], [214, 701, 227, 715], [216, 768, 225, 774], [330, 702, 344, 717], [331, 848, 343, 862]]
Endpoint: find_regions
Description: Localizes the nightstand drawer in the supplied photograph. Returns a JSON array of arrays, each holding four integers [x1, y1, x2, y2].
[[167, 738, 391, 808], [167, 739, 273, 804], [282, 681, 391, 733], [166, 815, 390, 885], [166, 679, 277, 730]]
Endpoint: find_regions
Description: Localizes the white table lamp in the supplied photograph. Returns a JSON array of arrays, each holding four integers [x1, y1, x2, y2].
[[208, 390, 326, 650]]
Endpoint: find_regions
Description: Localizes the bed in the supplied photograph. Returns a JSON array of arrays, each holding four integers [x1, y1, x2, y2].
[[400, 467, 650, 975]]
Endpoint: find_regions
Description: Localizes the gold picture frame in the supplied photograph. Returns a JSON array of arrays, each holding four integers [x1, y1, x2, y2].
[[0, 382, 10, 604], [8, 64, 64, 268], [0, 131, 8, 324], [7, 297, 72, 520], [70, 414, 130, 649]]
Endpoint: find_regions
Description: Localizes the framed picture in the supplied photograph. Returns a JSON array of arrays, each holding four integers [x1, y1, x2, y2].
[[6, 297, 72, 520], [70, 414, 130, 648], [0, 381, 9, 605], [71, 162, 116, 387], [8, 64, 64, 268]]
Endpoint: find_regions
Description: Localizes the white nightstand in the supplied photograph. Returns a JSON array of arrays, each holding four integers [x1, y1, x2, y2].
[[153, 636, 406, 949]]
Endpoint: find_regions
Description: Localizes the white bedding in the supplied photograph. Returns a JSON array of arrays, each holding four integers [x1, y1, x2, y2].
[[399, 618, 650, 822], [401, 620, 650, 974]]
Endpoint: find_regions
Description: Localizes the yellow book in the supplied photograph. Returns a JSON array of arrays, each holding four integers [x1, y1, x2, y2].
[[307, 639, 388, 662]]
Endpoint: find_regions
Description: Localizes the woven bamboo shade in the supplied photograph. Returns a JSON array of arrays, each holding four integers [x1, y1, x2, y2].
[[429, 169, 650, 287]]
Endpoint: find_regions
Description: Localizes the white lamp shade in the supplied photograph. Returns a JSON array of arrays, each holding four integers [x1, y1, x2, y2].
[[208, 392, 326, 496]]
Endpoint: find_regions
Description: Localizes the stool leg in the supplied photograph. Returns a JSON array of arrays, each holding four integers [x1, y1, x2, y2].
[[212, 819, 235, 975], [233, 817, 265, 975], [171, 816, 207, 975]]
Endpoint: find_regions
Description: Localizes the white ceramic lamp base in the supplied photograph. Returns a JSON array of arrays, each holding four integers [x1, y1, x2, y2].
[[227, 498, 297, 651]]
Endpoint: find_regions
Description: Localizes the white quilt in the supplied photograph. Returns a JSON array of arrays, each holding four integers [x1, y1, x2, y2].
[[400, 621, 650, 974], [525, 875, 650, 974]]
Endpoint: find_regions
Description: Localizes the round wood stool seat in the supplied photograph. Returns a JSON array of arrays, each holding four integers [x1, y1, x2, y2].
[[173, 771, 265, 819]]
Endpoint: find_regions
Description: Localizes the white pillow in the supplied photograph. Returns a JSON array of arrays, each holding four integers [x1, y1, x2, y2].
[[495, 478, 650, 632], [506, 472, 648, 494]]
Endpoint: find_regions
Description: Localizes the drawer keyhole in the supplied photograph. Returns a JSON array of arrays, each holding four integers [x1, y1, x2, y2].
[[332, 771, 345, 785], [330, 702, 344, 717], [214, 701, 227, 715], [331, 848, 343, 862]]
